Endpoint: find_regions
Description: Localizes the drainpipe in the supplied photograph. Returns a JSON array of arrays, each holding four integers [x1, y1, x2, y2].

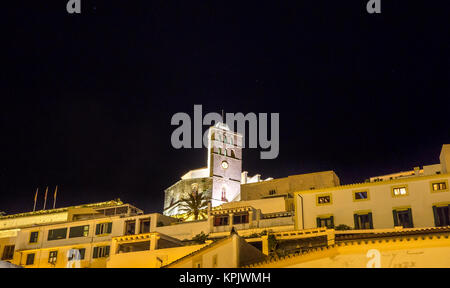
[[298, 194, 304, 230]]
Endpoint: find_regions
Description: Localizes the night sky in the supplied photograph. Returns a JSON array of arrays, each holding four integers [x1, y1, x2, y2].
[[2, 1, 449, 214]]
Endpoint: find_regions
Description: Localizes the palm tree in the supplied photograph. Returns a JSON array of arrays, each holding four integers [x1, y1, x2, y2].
[[178, 192, 209, 221]]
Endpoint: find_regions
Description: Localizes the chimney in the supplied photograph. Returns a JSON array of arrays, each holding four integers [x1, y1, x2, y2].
[[241, 171, 248, 184], [440, 144, 450, 174]]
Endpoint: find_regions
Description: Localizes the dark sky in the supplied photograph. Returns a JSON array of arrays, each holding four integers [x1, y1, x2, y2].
[[2, 1, 449, 214]]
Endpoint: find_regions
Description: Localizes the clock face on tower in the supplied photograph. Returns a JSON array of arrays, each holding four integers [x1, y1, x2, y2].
[[221, 161, 229, 169]]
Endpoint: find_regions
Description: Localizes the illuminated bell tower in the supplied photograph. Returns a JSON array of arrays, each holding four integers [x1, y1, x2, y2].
[[207, 122, 242, 207]]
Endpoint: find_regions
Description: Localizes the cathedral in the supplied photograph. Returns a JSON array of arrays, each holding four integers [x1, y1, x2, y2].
[[163, 122, 243, 216]]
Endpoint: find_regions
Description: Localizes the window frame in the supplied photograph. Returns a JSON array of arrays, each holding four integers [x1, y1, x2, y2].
[[26, 253, 35, 266], [69, 225, 89, 238], [316, 193, 333, 206], [48, 250, 58, 264], [95, 222, 113, 236], [392, 207, 414, 228], [353, 211, 374, 229], [29, 231, 39, 243], [316, 214, 334, 229], [391, 185, 409, 198], [47, 227, 68, 241], [430, 180, 449, 193], [353, 190, 370, 202]]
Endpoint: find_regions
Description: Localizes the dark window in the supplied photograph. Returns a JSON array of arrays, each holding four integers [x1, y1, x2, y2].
[[115, 206, 129, 215], [354, 191, 368, 200], [92, 246, 110, 258], [317, 195, 331, 204], [48, 251, 58, 264], [48, 228, 68, 241], [233, 213, 249, 224], [125, 220, 136, 235], [69, 225, 89, 238], [29, 231, 39, 243], [230, 150, 236, 158], [26, 253, 35, 265], [269, 189, 276, 195], [317, 216, 334, 228], [214, 215, 229, 226], [354, 213, 373, 229], [2, 245, 14, 260], [68, 248, 86, 261], [432, 182, 447, 191], [104, 208, 115, 216], [95, 222, 112, 235], [393, 209, 414, 228], [140, 218, 151, 234], [433, 205, 450, 227]]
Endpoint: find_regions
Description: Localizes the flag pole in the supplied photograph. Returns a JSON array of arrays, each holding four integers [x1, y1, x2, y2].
[[33, 188, 39, 212], [43, 186, 48, 210], [53, 185, 58, 209]]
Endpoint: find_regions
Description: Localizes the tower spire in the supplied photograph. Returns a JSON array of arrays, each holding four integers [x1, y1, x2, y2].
[[221, 109, 224, 123]]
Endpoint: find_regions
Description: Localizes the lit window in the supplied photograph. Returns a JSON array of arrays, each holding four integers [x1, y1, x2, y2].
[[48, 251, 58, 264], [432, 182, 447, 191], [393, 186, 407, 196], [317, 194, 332, 205]]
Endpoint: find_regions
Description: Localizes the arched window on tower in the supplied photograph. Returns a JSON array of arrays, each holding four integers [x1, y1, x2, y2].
[[221, 187, 227, 202]]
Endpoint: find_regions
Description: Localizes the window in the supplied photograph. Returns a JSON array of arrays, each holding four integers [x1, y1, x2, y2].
[[92, 246, 110, 258], [48, 228, 68, 241], [95, 222, 112, 235], [48, 251, 58, 264], [233, 213, 249, 224], [26, 253, 35, 265], [29, 231, 39, 243], [214, 215, 229, 226], [431, 181, 448, 192], [354, 212, 373, 229], [140, 218, 151, 234], [2, 245, 14, 260], [125, 220, 136, 235], [221, 187, 227, 202], [69, 225, 89, 238], [316, 216, 334, 228], [269, 189, 276, 195], [433, 205, 450, 227], [230, 150, 236, 158], [316, 194, 332, 205], [392, 186, 408, 197], [68, 248, 85, 261], [354, 191, 369, 201], [393, 208, 414, 228]]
